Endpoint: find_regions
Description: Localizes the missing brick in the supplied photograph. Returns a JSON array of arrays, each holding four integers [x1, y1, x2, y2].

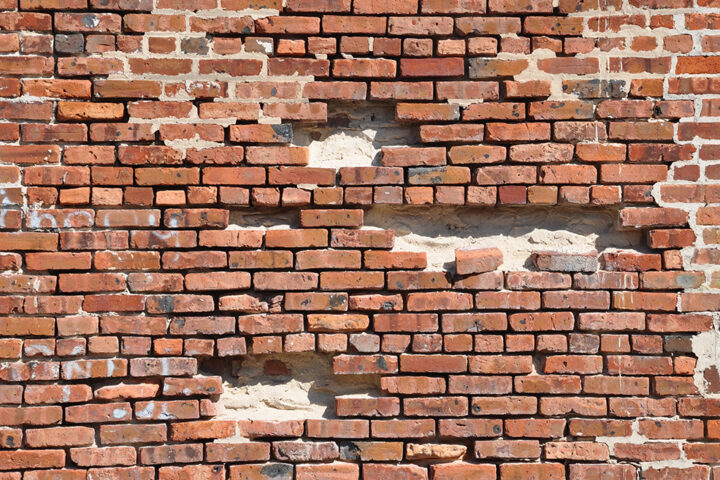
[[205, 353, 379, 421], [294, 102, 418, 169], [227, 205, 643, 272], [364, 205, 644, 271]]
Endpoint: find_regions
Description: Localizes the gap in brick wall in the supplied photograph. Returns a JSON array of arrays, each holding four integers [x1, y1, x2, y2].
[[364, 205, 645, 271], [229, 205, 645, 272], [293, 102, 419, 169], [202, 353, 379, 422]]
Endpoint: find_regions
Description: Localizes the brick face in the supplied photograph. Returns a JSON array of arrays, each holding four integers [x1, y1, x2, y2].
[[0, 0, 717, 478]]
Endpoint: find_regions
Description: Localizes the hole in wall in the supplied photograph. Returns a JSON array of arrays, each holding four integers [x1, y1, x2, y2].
[[203, 353, 379, 421], [229, 208, 297, 230], [364, 205, 644, 272], [293, 102, 418, 169], [228, 206, 644, 272]]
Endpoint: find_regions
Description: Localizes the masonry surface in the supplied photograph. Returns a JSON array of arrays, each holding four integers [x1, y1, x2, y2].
[[2, 0, 720, 478]]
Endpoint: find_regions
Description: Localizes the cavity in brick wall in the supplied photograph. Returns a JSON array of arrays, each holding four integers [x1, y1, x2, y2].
[[208, 352, 380, 422]]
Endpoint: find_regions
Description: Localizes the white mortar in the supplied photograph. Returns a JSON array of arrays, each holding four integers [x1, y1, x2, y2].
[[365, 205, 643, 272], [215, 353, 378, 421]]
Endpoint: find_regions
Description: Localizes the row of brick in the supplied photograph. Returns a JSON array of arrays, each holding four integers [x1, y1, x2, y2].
[[0, 331, 706, 359], [0, 267, 708, 289], [9, 31, 718, 58], [4, 54, 720, 78], [0, 184, 708, 209], [2, 0, 706, 14], [0, 77, 712, 103], [0, 363, 710, 397], [0, 142, 694, 165], [0, 11, 671, 36], [0, 207, 692, 230], [0, 353, 701, 378], [0, 165, 690, 191], [5, 186, 716, 211], [0, 185, 690, 209], [0, 11, 712, 40], [9, 404, 720, 433], [0, 79, 698, 102], [0, 275, 713, 302], [0, 463, 716, 480], [2, 311, 710, 333], [0, 98, 699, 121], [0, 289, 711, 310], [6, 415, 720, 440]]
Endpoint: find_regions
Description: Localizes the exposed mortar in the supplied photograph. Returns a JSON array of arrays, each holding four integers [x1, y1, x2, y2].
[[212, 353, 379, 422], [692, 318, 720, 396], [229, 205, 643, 272], [365, 205, 644, 272], [296, 103, 418, 170]]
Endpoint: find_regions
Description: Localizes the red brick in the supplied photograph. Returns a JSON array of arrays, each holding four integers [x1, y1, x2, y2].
[[158, 465, 225, 480], [139, 444, 203, 465], [537, 57, 599, 75], [509, 312, 574, 331], [264, 103, 327, 122], [619, 207, 688, 228], [677, 55, 720, 73], [509, 143, 574, 164], [334, 58, 396, 77], [469, 355, 532, 374], [371, 81, 433, 100], [485, 122, 550, 142], [568, 465, 636, 480], [643, 467, 709, 480], [354, 0, 417, 13], [614, 291, 678, 311], [515, 375, 581, 394], [306, 419, 369, 438], [404, 396, 468, 417], [300, 209, 363, 228], [475, 292, 540, 310], [0, 450, 66, 471], [397, 104, 461, 122], [545, 442, 609, 461], [504, 420, 566, 439], [272, 441, 338, 462], [615, 443, 681, 462], [401, 354, 466, 373], [100, 424, 167, 445], [455, 248, 503, 274], [406, 292, 472, 311], [475, 439, 540, 459], [25, 426, 93, 448], [400, 58, 464, 77], [540, 165, 597, 184]]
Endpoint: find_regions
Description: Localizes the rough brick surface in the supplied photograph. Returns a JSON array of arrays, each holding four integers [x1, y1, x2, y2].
[[0, 0, 719, 478]]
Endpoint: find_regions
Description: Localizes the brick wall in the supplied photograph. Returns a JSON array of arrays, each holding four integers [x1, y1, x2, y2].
[[1, 0, 720, 478]]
